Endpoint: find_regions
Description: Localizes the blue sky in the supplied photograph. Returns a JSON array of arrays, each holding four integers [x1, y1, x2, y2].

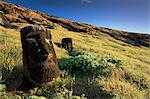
[[5, 0, 149, 34]]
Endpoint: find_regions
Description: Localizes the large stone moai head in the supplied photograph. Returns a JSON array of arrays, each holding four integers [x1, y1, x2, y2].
[[20, 25, 61, 85], [61, 38, 73, 51]]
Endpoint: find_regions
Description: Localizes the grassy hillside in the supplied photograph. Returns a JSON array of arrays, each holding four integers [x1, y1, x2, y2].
[[0, 1, 150, 98], [0, 23, 150, 98]]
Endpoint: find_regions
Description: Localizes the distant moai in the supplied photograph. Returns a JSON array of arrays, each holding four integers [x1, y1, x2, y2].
[[61, 38, 73, 51], [20, 25, 61, 87]]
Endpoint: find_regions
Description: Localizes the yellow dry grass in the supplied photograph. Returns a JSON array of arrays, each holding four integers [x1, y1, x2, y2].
[[0, 25, 150, 98]]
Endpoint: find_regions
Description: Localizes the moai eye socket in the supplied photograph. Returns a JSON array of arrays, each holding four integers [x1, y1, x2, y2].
[[26, 37, 43, 54], [26, 38, 38, 47]]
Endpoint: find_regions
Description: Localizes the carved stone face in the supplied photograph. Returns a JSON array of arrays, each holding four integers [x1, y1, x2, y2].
[[20, 25, 61, 84], [25, 32, 52, 61]]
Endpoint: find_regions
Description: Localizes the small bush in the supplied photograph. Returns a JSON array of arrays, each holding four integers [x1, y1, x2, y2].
[[68, 49, 82, 57], [59, 52, 123, 77]]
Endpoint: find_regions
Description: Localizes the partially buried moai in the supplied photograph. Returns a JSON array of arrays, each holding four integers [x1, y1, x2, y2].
[[20, 25, 61, 86], [61, 38, 73, 51]]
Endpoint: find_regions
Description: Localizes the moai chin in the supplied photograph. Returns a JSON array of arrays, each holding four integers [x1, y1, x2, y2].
[[20, 25, 61, 86]]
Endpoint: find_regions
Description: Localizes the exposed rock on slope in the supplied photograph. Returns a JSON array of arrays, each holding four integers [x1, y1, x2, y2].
[[0, 1, 150, 47]]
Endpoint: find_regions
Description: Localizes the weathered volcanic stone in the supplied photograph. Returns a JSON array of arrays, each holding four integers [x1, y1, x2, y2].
[[20, 25, 61, 86], [61, 38, 73, 51]]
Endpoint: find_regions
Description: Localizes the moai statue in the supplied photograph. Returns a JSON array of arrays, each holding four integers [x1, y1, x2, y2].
[[61, 38, 73, 51], [20, 25, 61, 87]]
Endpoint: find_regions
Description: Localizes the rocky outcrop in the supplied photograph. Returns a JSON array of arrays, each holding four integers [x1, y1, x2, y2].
[[98, 28, 150, 47], [0, 2, 53, 29]]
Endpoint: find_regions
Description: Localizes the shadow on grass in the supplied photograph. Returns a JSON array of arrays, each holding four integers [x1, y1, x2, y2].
[[1, 66, 24, 91], [66, 77, 113, 99], [54, 42, 62, 47], [1, 66, 40, 92]]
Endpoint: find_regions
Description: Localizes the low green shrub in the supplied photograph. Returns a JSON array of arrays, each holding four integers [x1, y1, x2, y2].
[[68, 49, 82, 57], [59, 51, 123, 77]]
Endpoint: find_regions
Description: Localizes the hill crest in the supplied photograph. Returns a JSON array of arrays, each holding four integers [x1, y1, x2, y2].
[[0, 1, 150, 47]]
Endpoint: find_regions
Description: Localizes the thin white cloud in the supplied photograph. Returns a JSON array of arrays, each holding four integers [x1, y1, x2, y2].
[[81, 0, 92, 4]]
